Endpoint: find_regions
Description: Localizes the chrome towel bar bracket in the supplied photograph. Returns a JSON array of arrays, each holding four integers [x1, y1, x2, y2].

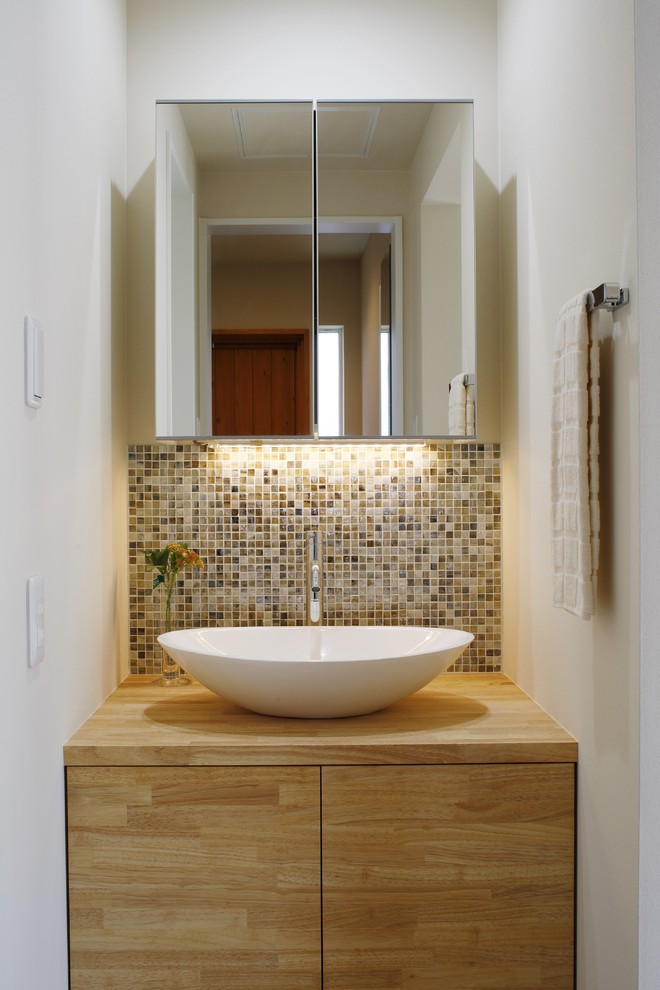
[[587, 282, 630, 312]]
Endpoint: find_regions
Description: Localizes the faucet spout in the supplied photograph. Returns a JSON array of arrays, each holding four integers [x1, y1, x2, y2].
[[307, 531, 323, 625]]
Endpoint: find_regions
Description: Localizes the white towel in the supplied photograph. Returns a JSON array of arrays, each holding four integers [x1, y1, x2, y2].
[[449, 374, 475, 436], [551, 291, 600, 619], [466, 381, 476, 436]]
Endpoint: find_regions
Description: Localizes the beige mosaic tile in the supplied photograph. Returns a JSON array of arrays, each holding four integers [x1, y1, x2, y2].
[[128, 443, 501, 675]]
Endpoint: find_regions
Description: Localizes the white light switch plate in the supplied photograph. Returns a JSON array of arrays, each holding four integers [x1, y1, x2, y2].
[[27, 575, 45, 667]]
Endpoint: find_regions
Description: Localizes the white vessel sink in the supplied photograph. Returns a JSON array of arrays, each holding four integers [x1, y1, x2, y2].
[[158, 625, 474, 718]]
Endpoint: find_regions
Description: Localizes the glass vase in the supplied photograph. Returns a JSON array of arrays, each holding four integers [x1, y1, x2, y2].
[[154, 580, 192, 687]]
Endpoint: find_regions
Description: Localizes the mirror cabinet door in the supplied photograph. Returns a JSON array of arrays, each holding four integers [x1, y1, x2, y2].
[[156, 101, 315, 439], [316, 101, 476, 439], [155, 100, 476, 440]]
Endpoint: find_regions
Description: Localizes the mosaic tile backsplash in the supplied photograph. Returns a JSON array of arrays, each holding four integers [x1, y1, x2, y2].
[[128, 443, 501, 674]]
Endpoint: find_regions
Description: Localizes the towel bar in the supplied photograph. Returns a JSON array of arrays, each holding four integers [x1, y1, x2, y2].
[[587, 282, 629, 312]]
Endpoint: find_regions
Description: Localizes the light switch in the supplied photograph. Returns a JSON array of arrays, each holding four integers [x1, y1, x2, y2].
[[27, 575, 45, 667], [25, 314, 43, 408]]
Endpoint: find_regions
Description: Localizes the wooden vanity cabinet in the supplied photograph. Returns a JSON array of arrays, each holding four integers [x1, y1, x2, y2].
[[322, 764, 575, 990], [66, 767, 322, 990], [67, 763, 574, 990], [64, 676, 577, 990]]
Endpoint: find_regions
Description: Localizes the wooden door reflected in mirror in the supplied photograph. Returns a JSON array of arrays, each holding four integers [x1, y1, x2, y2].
[[212, 329, 310, 435]]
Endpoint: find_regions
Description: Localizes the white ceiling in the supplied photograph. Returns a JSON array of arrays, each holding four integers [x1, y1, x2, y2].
[[177, 101, 434, 172]]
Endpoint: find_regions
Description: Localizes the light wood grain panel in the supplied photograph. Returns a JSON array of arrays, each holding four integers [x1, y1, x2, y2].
[[63, 674, 578, 767], [67, 766, 321, 990], [322, 764, 575, 989]]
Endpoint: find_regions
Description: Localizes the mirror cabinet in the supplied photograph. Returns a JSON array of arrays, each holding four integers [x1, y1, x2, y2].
[[155, 100, 476, 440]]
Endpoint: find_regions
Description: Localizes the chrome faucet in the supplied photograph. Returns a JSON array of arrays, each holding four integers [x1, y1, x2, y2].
[[307, 531, 323, 625]]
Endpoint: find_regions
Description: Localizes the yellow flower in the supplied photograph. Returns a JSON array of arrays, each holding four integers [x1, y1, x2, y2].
[[166, 542, 204, 573], [145, 542, 205, 632]]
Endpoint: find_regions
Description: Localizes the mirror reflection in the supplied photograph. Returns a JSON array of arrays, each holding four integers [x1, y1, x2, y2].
[[155, 100, 475, 440]]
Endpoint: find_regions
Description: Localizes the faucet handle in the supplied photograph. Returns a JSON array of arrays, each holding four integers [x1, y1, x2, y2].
[[307, 535, 323, 624]]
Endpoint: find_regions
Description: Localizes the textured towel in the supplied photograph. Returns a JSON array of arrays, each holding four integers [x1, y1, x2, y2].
[[448, 374, 475, 436], [466, 381, 475, 435], [551, 291, 600, 619]]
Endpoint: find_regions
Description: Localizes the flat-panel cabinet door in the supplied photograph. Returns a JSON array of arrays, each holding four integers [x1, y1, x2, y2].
[[67, 766, 321, 990], [322, 764, 575, 990]]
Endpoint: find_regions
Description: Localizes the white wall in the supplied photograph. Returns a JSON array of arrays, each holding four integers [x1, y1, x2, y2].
[[126, 0, 501, 443], [410, 103, 473, 433], [498, 2, 639, 988], [635, 0, 660, 983], [155, 103, 198, 435], [420, 204, 462, 431], [0, 2, 127, 987]]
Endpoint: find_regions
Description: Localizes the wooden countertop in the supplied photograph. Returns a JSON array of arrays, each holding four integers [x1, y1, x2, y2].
[[64, 674, 577, 767]]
